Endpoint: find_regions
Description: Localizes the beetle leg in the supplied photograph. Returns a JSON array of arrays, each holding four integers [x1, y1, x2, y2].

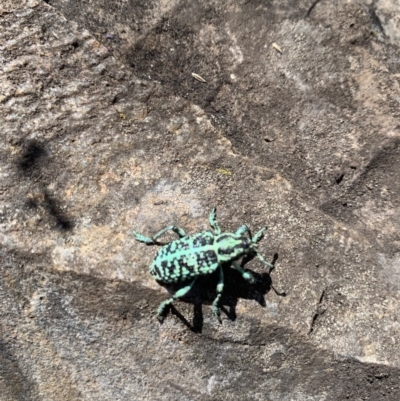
[[157, 279, 196, 319], [209, 207, 221, 235], [253, 227, 266, 243], [232, 261, 256, 284], [212, 265, 224, 322], [133, 225, 186, 245], [132, 231, 156, 244], [152, 225, 186, 241], [251, 228, 274, 271], [235, 224, 252, 239], [255, 251, 275, 271]]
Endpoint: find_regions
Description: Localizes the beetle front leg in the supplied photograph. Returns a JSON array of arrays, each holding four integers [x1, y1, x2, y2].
[[255, 251, 275, 271], [212, 265, 224, 323], [157, 279, 196, 320], [232, 261, 256, 284], [253, 227, 266, 243], [235, 224, 252, 239], [209, 207, 221, 235], [133, 225, 186, 245], [251, 228, 274, 271]]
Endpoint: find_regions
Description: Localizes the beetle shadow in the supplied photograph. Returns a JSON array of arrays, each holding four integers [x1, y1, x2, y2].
[[160, 253, 285, 333]]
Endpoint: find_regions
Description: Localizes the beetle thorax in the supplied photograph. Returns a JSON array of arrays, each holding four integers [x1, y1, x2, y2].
[[214, 233, 252, 263]]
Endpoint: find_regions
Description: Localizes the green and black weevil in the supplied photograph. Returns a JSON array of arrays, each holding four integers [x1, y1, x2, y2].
[[132, 207, 275, 321]]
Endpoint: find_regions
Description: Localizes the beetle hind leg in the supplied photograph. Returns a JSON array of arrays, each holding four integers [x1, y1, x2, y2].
[[157, 279, 196, 320], [152, 225, 186, 241], [133, 225, 186, 245], [132, 231, 156, 244]]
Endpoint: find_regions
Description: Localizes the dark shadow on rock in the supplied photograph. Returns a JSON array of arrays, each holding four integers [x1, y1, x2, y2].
[[0, 340, 34, 401], [305, 0, 324, 17], [368, 5, 386, 35], [16, 140, 74, 231], [18, 141, 48, 172], [127, 3, 223, 111], [319, 138, 400, 240], [2, 255, 400, 400], [157, 253, 284, 333], [42, 190, 73, 231]]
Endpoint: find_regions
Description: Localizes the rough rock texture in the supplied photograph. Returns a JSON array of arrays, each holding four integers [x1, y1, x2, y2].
[[1, 0, 400, 400]]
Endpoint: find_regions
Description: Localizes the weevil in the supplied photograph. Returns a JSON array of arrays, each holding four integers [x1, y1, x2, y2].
[[132, 208, 275, 321]]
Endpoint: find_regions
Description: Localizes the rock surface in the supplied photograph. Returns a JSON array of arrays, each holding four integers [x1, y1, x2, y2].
[[1, 0, 400, 400]]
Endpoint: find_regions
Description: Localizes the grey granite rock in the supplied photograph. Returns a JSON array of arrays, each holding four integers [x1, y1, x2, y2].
[[1, 1, 400, 400]]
